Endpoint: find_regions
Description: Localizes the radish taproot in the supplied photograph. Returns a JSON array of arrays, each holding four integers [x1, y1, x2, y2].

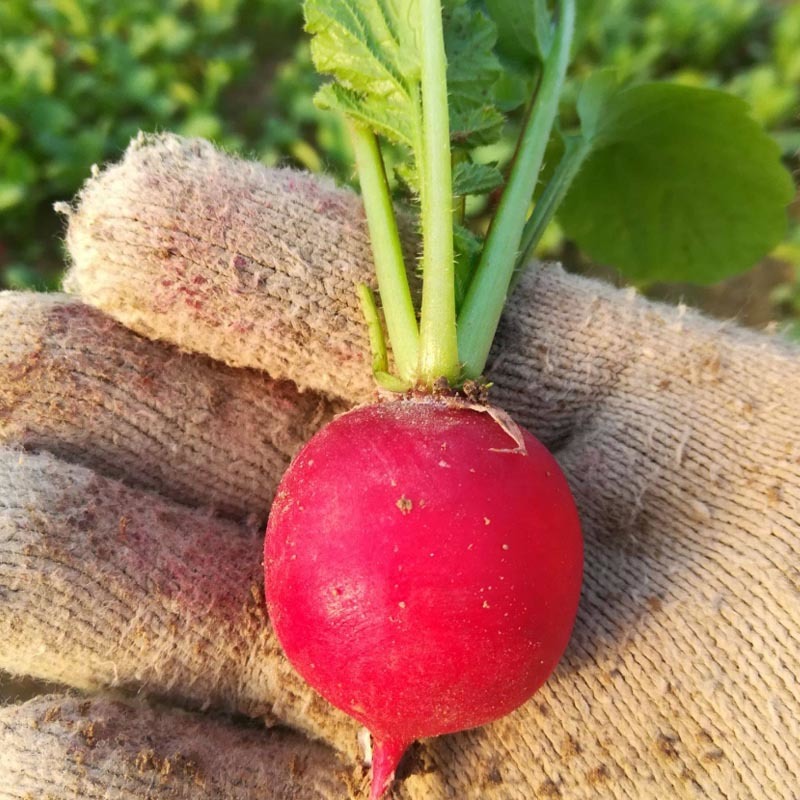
[[265, 1, 584, 797], [265, 400, 582, 797]]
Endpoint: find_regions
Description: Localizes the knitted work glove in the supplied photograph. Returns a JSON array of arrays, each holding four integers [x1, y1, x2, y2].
[[1, 133, 798, 799]]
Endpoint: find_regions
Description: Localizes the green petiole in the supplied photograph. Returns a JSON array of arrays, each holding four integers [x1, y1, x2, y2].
[[457, 0, 576, 379], [416, 0, 459, 385], [510, 133, 592, 291], [312, 0, 577, 391], [349, 122, 420, 384], [358, 283, 413, 392], [357, 282, 390, 376]]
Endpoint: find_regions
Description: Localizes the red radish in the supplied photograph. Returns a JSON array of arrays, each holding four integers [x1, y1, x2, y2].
[[268, 2, 587, 795], [265, 399, 583, 798]]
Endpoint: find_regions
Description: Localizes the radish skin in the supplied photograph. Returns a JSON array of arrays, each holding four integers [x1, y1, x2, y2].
[[265, 399, 583, 798]]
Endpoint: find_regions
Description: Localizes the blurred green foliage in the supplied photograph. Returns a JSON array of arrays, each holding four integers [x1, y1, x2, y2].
[[576, 0, 799, 133], [0, 0, 306, 287], [0, 0, 798, 328]]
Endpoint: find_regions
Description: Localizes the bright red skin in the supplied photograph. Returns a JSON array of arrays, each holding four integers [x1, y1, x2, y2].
[[264, 400, 583, 795]]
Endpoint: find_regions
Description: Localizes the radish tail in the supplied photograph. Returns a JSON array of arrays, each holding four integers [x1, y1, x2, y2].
[[369, 735, 410, 800]]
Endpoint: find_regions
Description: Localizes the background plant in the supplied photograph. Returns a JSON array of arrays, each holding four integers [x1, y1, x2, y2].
[[1, 0, 797, 335]]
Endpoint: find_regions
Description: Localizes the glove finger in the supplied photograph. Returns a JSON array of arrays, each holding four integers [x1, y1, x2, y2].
[[62, 132, 410, 404], [0, 693, 357, 799], [0, 447, 357, 756], [60, 132, 800, 439], [5, 444, 794, 800], [0, 292, 342, 522]]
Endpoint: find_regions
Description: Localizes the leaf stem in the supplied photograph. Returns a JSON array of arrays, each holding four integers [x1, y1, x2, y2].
[[356, 284, 414, 391], [417, 0, 459, 385], [456, 0, 576, 378], [533, 0, 555, 56], [349, 122, 420, 383], [357, 282, 389, 375], [511, 133, 591, 289]]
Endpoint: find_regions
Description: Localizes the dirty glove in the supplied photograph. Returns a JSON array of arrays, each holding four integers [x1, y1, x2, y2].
[[1, 134, 798, 799]]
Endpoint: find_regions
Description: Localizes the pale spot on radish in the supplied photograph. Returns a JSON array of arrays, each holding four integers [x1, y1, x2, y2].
[[439, 459, 450, 468], [484, 517, 491, 525], [396, 496, 413, 514]]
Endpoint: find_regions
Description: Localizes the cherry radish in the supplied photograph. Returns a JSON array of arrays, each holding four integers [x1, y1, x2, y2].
[[265, 400, 582, 797]]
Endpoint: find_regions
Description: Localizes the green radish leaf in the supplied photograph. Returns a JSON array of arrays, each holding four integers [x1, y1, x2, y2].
[[484, 0, 548, 69], [445, 3, 503, 91], [449, 105, 505, 147], [452, 161, 505, 195], [454, 223, 483, 308], [316, 83, 414, 148], [575, 69, 618, 140], [393, 160, 419, 195], [395, 159, 503, 199], [485, 0, 602, 72], [445, 2, 504, 147], [560, 82, 795, 284], [306, 0, 503, 163], [305, 0, 421, 149]]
